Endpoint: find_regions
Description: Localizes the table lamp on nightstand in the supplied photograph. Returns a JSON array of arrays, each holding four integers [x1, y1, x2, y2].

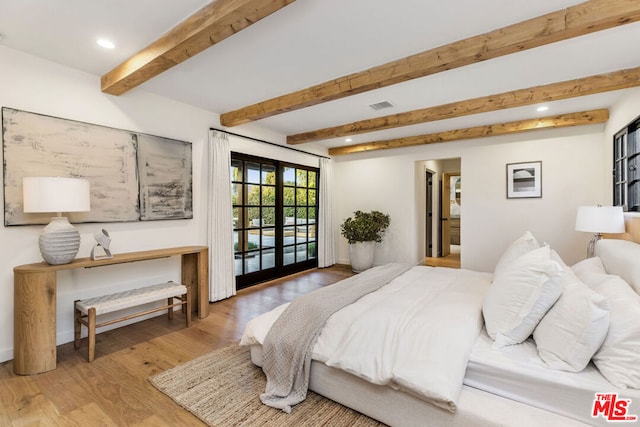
[[575, 205, 625, 258], [23, 177, 91, 265]]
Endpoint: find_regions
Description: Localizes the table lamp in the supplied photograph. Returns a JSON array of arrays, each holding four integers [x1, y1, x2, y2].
[[575, 205, 625, 258], [23, 177, 91, 265]]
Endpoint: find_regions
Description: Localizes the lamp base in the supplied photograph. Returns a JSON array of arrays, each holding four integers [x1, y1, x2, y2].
[[586, 233, 602, 258], [39, 216, 80, 265]]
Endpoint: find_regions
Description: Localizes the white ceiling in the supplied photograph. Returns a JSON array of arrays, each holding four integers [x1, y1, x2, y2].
[[1, 0, 639, 151]]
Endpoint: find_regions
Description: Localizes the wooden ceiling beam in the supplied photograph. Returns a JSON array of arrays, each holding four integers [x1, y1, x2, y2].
[[101, 0, 295, 96], [220, 0, 640, 127], [328, 109, 609, 156], [289, 66, 640, 144]]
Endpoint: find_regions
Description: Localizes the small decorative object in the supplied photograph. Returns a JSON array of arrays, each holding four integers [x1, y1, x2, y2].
[[506, 161, 542, 199], [22, 177, 91, 265], [91, 229, 113, 260], [340, 210, 390, 272], [575, 205, 625, 257]]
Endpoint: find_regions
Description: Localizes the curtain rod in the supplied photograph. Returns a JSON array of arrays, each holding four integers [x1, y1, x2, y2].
[[210, 127, 330, 160]]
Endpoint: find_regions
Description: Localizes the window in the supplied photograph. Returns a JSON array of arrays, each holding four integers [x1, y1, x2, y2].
[[614, 116, 640, 212], [231, 153, 318, 288], [613, 130, 628, 209]]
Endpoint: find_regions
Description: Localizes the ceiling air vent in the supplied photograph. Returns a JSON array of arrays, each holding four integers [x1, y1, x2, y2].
[[368, 101, 394, 111]]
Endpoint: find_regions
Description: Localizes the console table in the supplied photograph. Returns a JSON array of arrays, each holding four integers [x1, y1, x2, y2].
[[13, 246, 209, 375]]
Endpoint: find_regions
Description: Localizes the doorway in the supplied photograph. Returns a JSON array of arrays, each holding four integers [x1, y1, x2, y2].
[[423, 158, 461, 268]]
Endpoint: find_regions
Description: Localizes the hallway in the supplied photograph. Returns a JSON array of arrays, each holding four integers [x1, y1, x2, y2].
[[425, 245, 461, 268]]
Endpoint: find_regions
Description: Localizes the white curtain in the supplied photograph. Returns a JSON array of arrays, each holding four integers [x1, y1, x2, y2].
[[207, 130, 236, 301], [318, 157, 335, 267]]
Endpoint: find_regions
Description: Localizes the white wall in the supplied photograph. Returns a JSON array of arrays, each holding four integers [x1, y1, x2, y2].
[[333, 124, 608, 272], [605, 87, 640, 150], [0, 45, 295, 363], [461, 128, 605, 270]]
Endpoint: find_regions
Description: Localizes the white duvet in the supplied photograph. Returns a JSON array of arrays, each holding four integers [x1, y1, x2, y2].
[[241, 266, 492, 412]]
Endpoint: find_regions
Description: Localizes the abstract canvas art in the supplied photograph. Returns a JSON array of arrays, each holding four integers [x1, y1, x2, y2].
[[2, 107, 192, 225], [137, 134, 193, 220]]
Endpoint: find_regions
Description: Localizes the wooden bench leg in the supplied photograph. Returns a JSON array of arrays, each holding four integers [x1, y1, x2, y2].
[[88, 308, 96, 363], [167, 298, 174, 320], [74, 300, 81, 349]]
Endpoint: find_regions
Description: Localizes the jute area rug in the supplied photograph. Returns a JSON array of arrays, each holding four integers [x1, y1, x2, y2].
[[149, 344, 384, 426]]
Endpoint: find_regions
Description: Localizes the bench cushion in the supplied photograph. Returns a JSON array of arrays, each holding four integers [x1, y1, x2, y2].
[[75, 281, 187, 315]]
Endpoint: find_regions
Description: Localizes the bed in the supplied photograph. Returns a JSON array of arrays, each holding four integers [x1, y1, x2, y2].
[[240, 222, 640, 427]]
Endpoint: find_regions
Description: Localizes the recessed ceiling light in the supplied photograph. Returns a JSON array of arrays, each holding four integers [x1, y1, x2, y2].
[[537, 106, 549, 112], [345, 138, 352, 142], [96, 38, 115, 49]]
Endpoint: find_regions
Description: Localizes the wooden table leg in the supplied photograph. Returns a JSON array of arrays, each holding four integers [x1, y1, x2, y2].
[[181, 248, 209, 319], [197, 247, 209, 318], [14, 270, 57, 375]]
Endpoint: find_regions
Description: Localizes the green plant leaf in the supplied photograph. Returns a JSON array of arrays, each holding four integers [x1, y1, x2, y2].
[[340, 210, 390, 244]]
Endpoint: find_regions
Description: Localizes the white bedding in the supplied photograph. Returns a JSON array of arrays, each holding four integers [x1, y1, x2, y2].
[[259, 262, 412, 412], [242, 266, 492, 411], [466, 329, 640, 426], [242, 234, 640, 426]]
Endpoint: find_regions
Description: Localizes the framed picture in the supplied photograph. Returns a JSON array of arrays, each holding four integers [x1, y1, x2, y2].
[[506, 161, 542, 199], [2, 107, 192, 225]]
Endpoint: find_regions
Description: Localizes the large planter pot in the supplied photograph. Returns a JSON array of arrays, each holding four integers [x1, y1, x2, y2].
[[349, 241, 375, 273]]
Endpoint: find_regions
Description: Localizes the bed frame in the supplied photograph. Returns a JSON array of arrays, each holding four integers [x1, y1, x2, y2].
[[609, 214, 640, 242], [249, 346, 587, 427]]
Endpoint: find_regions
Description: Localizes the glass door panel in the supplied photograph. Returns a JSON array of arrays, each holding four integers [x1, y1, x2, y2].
[[281, 163, 317, 272], [232, 153, 318, 288]]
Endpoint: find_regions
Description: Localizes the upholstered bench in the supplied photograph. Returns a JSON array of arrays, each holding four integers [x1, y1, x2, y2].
[[74, 281, 191, 362]]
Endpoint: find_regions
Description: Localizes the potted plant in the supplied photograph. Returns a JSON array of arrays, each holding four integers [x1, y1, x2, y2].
[[340, 210, 390, 272]]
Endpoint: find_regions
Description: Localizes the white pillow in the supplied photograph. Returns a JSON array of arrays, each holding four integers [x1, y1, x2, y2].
[[493, 231, 540, 276], [483, 245, 563, 348], [585, 274, 640, 389], [572, 256, 606, 280], [595, 239, 640, 294], [533, 275, 610, 372]]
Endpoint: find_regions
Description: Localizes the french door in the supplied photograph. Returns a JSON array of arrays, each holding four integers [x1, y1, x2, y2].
[[231, 153, 318, 288]]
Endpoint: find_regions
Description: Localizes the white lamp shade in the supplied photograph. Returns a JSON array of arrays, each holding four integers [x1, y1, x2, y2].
[[23, 177, 90, 213], [575, 206, 625, 234]]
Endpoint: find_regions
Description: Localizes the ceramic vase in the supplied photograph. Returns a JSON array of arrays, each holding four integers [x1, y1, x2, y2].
[[349, 241, 375, 273]]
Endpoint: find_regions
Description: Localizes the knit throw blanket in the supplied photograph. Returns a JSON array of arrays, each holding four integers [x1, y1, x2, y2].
[[260, 263, 413, 413]]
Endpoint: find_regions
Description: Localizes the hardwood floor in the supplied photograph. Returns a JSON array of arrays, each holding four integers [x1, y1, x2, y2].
[[0, 265, 355, 426], [424, 253, 461, 268]]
